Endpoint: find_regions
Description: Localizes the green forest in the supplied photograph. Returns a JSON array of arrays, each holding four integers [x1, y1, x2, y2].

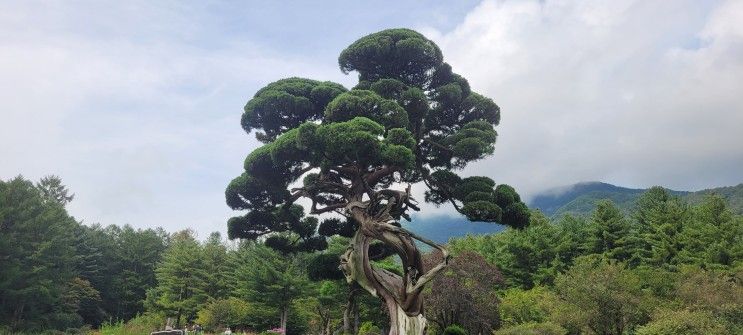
[[529, 181, 743, 218], [2, 175, 741, 335]]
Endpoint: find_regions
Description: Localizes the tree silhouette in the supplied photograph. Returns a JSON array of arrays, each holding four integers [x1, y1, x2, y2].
[[226, 28, 529, 334]]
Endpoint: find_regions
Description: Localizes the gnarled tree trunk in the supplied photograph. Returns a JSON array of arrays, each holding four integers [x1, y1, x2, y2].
[[340, 201, 448, 335]]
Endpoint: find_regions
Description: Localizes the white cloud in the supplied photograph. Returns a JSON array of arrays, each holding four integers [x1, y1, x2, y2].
[[2, 0, 742, 235], [424, 0, 743, 199], [0, 1, 348, 236]]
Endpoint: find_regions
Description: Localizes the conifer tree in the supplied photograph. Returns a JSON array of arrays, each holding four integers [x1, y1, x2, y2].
[[36, 175, 74, 206], [633, 187, 687, 267], [0, 177, 79, 331], [225, 28, 529, 334], [677, 195, 743, 267], [588, 200, 634, 262], [233, 243, 309, 334], [202, 232, 231, 300], [150, 230, 209, 328]]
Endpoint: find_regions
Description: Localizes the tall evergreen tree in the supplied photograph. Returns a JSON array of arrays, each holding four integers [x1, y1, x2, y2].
[[36, 175, 74, 206], [677, 195, 743, 267], [233, 243, 309, 334], [632, 187, 688, 267], [202, 232, 231, 300], [107, 225, 169, 321], [225, 28, 529, 334], [149, 230, 209, 328], [71, 224, 107, 326], [588, 200, 634, 262]]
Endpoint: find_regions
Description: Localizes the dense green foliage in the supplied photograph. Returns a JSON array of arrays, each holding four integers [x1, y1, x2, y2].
[[450, 188, 742, 334], [227, 28, 531, 333], [531, 181, 743, 217], [97, 313, 166, 335], [0, 176, 81, 331], [686, 183, 743, 214], [2, 175, 743, 335], [0, 176, 168, 333], [242, 78, 348, 143], [441, 324, 467, 335], [146, 231, 210, 328], [226, 28, 530, 254], [0, 175, 394, 334], [0, 175, 389, 334], [493, 322, 566, 335]]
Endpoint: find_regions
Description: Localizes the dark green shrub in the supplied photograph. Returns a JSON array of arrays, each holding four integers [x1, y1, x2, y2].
[[493, 322, 566, 335], [443, 324, 467, 335]]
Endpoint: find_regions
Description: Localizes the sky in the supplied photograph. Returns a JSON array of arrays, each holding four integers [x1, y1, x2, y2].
[[1, 0, 742, 237]]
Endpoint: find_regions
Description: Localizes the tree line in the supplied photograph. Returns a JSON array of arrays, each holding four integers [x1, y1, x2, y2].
[[449, 187, 742, 334], [2, 176, 741, 334], [0, 176, 167, 332]]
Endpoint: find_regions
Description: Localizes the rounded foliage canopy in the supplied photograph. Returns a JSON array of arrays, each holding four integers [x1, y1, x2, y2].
[[339, 29, 443, 88], [227, 28, 530, 251], [242, 78, 347, 143]]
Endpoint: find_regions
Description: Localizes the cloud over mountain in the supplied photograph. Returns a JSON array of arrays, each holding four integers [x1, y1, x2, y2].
[[424, 0, 743, 199]]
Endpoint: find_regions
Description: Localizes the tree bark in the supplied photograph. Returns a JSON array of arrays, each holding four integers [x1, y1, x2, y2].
[[11, 303, 24, 331], [175, 309, 182, 329], [339, 202, 448, 335], [343, 289, 356, 334], [280, 306, 288, 333], [388, 302, 426, 335], [353, 301, 359, 335]]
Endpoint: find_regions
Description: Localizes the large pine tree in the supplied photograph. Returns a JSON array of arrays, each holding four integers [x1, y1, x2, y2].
[[225, 28, 529, 334]]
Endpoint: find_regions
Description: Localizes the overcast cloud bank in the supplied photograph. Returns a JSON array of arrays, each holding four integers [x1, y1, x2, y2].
[[1, 0, 741, 236], [425, 0, 743, 197]]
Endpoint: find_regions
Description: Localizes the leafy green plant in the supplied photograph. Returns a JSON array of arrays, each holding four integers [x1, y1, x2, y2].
[[97, 313, 164, 335], [498, 287, 557, 327], [196, 298, 251, 332], [358, 321, 381, 335], [635, 309, 727, 335], [493, 322, 566, 335], [442, 324, 467, 335]]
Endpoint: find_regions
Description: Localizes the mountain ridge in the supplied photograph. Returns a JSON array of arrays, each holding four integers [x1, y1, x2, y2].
[[529, 181, 743, 217], [401, 181, 743, 244]]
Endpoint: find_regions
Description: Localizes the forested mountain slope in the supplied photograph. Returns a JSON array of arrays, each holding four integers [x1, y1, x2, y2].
[[408, 182, 743, 242], [686, 183, 743, 213], [530, 181, 743, 217]]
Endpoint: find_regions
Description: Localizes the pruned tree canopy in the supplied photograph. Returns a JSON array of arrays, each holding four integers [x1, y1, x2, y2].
[[227, 28, 529, 253]]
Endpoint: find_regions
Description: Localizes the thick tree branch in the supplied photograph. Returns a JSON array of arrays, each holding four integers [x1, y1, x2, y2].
[[422, 137, 452, 152], [286, 189, 307, 205], [331, 165, 359, 179], [288, 176, 352, 210], [364, 165, 397, 186], [448, 198, 463, 212], [297, 165, 315, 176], [370, 221, 450, 293], [310, 202, 349, 215], [422, 174, 462, 212]]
